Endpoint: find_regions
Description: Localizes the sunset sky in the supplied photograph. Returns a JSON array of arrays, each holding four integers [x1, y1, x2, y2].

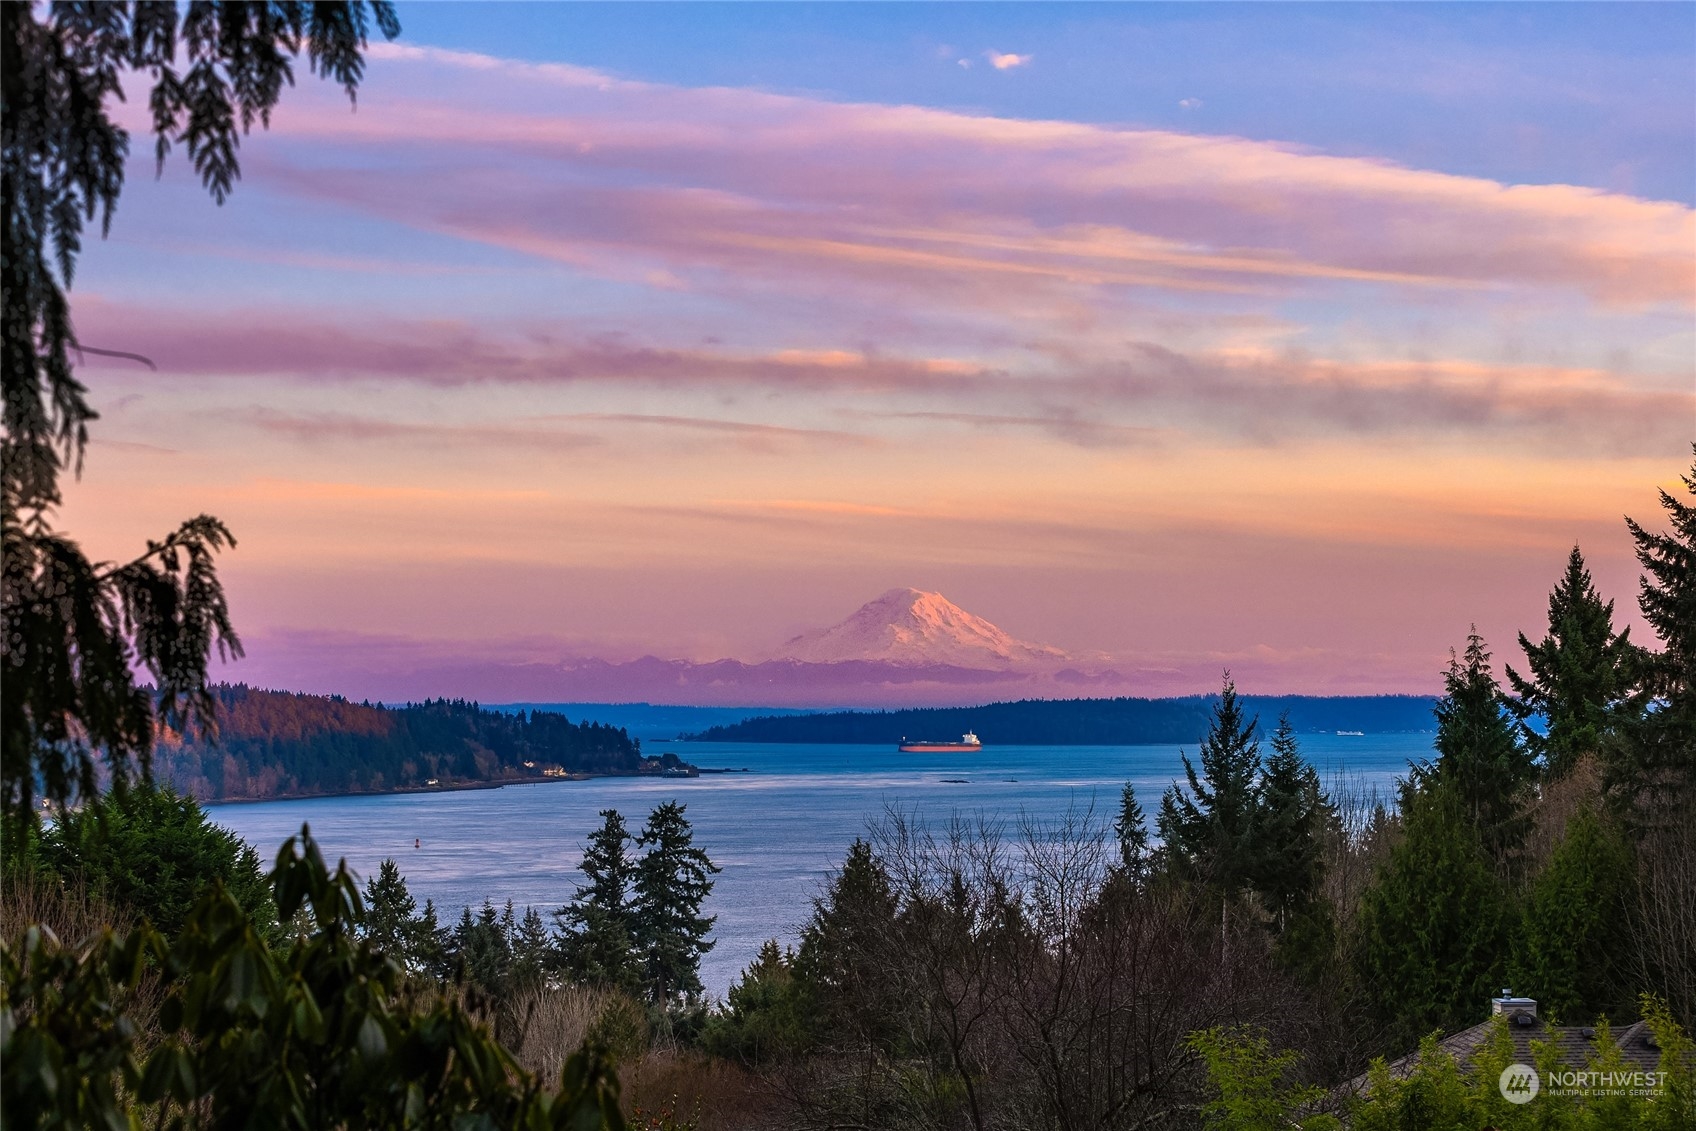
[[60, 2, 1694, 702]]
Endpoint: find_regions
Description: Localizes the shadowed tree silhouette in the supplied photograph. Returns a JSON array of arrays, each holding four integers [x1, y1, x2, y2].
[[1612, 447, 1696, 819], [2, 2, 400, 833]]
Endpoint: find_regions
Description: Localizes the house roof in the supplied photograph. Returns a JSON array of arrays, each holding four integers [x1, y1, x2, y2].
[[1343, 1010, 1664, 1097]]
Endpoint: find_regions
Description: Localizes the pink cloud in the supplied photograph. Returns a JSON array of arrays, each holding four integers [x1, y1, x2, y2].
[[231, 44, 1693, 309], [73, 298, 1688, 456], [231, 406, 874, 455]]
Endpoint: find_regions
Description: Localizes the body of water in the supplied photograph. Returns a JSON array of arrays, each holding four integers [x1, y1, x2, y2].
[[208, 734, 1430, 996]]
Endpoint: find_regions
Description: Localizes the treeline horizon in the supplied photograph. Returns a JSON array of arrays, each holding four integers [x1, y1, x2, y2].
[[139, 685, 1455, 805], [151, 684, 644, 802], [687, 692, 1445, 745]]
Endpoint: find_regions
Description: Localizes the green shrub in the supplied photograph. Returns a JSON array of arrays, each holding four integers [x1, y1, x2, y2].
[[1, 824, 627, 1129], [39, 785, 275, 941]]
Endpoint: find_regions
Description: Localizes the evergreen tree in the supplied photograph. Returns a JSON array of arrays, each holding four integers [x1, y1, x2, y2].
[[1507, 545, 1642, 778], [1614, 448, 1696, 818], [1512, 807, 1635, 1022], [1356, 785, 1516, 1046], [39, 784, 274, 940], [1418, 631, 1534, 865], [498, 899, 517, 952], [361, 858, 416, 960], [508, 906, 554, 994], [414, 897, 449, 979], [794, 838, 901, 1053], [1114, 781, 1150, 879], [632, 801, 721, 1006], [704, 940, 810, 1064], [1253, 715, 1330, 931], [1159, 674, 1262, 900], [555, 808, 640, 992], [454, 900, 512, 996]]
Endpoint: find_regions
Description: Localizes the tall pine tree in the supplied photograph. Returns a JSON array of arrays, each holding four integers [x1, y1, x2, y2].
[[1160, 674, 1264, 959], [1159, 674, 1263, 898], [1115, 781, 1150, 880], [414, 897, 449, 979], [632, 801, 720, 1006], [361, 858, 417, 960], [509, 905, 555, 994], [1418, 631, 1534, 866], [1507, 545, 1641, 778], [1614, 448, 1696, 818], [1253, 715, 1330, 931], [555, 808, 640, 993]]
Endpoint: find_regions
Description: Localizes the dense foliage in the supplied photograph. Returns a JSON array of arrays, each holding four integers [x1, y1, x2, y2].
[[1512, 805, 1636, 1021], [1, 825, 626, 1130], [1196, 1006, 1693, 1131], [36, 783, 276, 940], [2, 0, 398, 833], [687, 694, 1442, 745], [152, 685, 643, 800], [1355, 784, 1516, 1047], [1254, 715, 1329, 932]]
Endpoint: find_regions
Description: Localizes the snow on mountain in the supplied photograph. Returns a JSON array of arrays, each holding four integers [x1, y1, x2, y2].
[[776, 588, 1069, 669]]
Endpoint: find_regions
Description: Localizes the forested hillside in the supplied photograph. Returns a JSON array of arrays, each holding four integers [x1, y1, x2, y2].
[[153, 685, 643, 801], [687, 693, 1442, 744]]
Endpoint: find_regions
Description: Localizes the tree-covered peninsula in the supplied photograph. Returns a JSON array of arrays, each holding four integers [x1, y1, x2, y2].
[[151, 685, 648, 802]]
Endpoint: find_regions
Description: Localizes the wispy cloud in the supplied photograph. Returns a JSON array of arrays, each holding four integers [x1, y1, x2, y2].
[[229, 405, 875, 456], [76, 299, 1687, 457], [241, 44, 1692, 311]]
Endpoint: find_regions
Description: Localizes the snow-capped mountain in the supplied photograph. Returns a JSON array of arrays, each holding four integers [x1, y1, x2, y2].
[[776, 588, 1069, 669]]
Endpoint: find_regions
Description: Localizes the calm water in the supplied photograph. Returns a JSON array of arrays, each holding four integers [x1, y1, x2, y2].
[[208, 735, 1429, 996]]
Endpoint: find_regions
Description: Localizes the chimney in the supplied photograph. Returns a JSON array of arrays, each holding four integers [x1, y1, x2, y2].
[[1491, 988, 1538, 1025]]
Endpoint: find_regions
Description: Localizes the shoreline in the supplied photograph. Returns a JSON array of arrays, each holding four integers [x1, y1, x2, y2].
[[202, 767, 750, 809]]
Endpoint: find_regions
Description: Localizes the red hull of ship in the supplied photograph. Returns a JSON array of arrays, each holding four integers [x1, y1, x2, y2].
[[898, 742, 982, 752]]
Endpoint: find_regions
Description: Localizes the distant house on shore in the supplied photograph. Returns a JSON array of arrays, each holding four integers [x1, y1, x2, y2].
[[539, 764, 568, 777]]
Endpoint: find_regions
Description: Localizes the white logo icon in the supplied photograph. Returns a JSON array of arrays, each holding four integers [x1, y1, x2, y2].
[[1499, 1063, 1541, 1104]]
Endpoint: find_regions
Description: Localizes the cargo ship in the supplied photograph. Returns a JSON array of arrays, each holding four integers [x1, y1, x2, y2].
[[899, 731, 982, 753]]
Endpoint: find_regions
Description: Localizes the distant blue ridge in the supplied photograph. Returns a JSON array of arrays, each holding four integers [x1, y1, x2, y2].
[[674, 694, 1449, 745]]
